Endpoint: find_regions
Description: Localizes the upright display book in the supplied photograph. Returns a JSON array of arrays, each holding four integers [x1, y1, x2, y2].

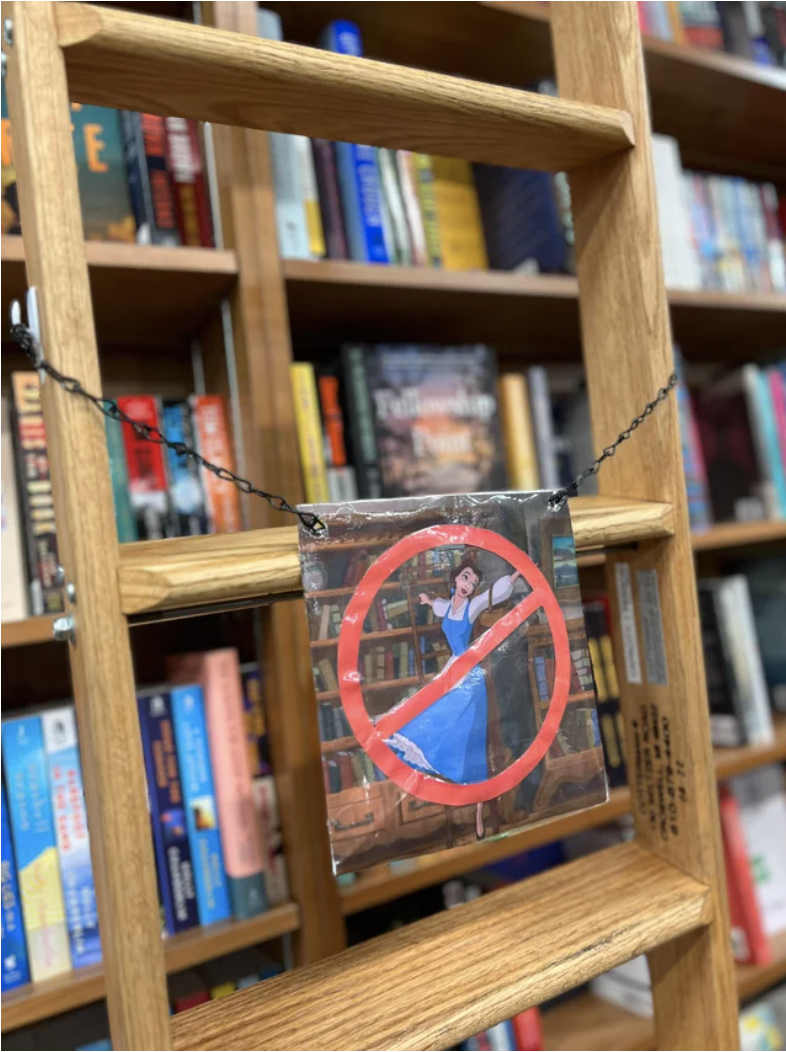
[[1, 782, 30, 991], [298, 490, 607, 874], [41, 706, 101, 969]]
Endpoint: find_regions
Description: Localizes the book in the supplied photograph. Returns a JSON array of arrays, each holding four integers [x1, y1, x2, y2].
[[717, 1, 754, 57], [412, 153, 442, 267], [527, 366, 560, 492], [170, 683, 232, 927], [41, 706, 101, 969], [168, 649, 267, 920], [11, 372, 63, 617], [290, 363, 330, 503], [120, 111, 180, 245], [164, 116, 213, 247], [70, 104, 136, 243], [162, 400, 209, 536], [241, 663, 270, 778], [430, 156, 488, 271], [395, 150, 428, 266], [104, 417, 138, 543], [318, 371, 359, 503], [674, 355, 713, 530], [651, 135, 701, 290], [729, 766, 786, 939], [320, 22, 389, 264], [741, 557, 786, 713], [116, 395, 173, 541], [742, 363, 786, 518], [378, 147, 412, 265], [719, 783, 771, 965], [583, 599, 627, 788], [511, 1008, 543, 1051], [1, 782, 30, 991], [198, 957, 237, 999], [715, 576, 774, 745], [768, 366, 786, 470], [1, 398, 29, 621], [1, 82, 20, 234], [311, 138, 348, 260], [293, 134, 326, 259], [677, 1, 723, 47], [761, 184, 786, 292], [251, 775, 290, 907], [1, 715, 71, 981], [697, 581, 745, 747], [190, 395, 243, 534], [341, 345, 383, 499], [170, 969, 210, 1013], [137, 689, 200, 935]]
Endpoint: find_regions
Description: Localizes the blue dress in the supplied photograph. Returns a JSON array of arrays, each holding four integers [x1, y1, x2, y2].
[[387, 597, 488, 784]]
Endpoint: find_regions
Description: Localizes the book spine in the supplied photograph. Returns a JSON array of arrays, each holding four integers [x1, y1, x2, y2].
[[718, 577, 774, 745], [317, 374, 349, 469], [768, 367, 786, 471], [378, 147, 412, 265], [341, 345, 383, 498], [396, 151, 429, 266], [164, 116, 213, 247], [251, 775, 290, 907], [499, 373, 540, 491], [677, 0, 723, 47], [241, 663, 270, 778], [526, 366, 560, 491], [760, 184, 786, 292], [719, 784, 771, 965], [40, 706, 101, 969], [137, 690, 200, 935], [162, 401, 210, 536], [293, 134, 326, 259], [311, 138, 348, 260], [674, 358, 713, 529], [170, 684, 233, 927], [120, 111, 179, 245], [742, 364, 781, 519], [431, 156, 488, 272], [11, 373, 63, 616], [1, 783, 30, 991], [104, 417, 138, 543], [290, 363, 330, 503], [1, 397, 30, 620], [189, 395, 243, 534], [412, 154, 442, 267], [1, 716, 71, 982], [116, 395, 173, 540]]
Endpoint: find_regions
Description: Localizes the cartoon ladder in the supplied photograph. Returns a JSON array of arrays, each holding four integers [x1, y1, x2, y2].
[[2, 3, 737, 1048]]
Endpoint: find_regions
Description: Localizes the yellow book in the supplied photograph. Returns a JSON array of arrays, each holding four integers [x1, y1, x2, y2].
[[665, 1, 687, 44], [290, 363, 330, 503], [499, 373, 540, 491], [293, 135, 326, 259], [430, 156, 488, 272], [412, 153, 442, 267]]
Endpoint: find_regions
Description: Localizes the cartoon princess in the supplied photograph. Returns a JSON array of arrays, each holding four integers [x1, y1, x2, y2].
[[385, 553, 522, 839]]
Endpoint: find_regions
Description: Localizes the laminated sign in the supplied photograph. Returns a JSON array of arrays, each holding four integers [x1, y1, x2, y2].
[[298, 492, 608, 874]]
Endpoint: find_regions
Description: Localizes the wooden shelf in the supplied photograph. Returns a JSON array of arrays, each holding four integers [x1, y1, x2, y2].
[[692, 518, 786, 553], [1, 616, 56, 648], [1, 236, 238, 348], [316, 675, 421, 703], [284, 259, 786, 357], [322, 734, 360, 754], [0, 902, 300, 1034]]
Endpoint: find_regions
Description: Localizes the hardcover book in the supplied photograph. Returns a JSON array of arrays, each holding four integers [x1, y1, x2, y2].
[[120, 111, 180, 246], [1, 782, 30, 991], [70, 103, 135, 243], [41, 706, 101, 969], [190, 395, 242, 534], [116, 395, 173, 541], [431, 156, 488, 272], [2, 397, 29, 621], [162, 401, 209, 537]]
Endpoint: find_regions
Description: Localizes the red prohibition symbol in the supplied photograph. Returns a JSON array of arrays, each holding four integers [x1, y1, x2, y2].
[[337, 524, 571, 806]]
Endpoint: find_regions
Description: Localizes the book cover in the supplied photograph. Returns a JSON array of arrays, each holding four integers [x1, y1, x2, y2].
[[730, 766, 786, 939], [677, 0, 723, 47], [1, 715, 71, 982], [170, 683, 232, 927], [70, 104, 135, 243], [116, 395, 173, 541], [311, 138, 348, 260], [251, 776, 290, 907], [40, 706, 101, 969], [164, 116, 213, 247], [741, 556, 786, 713], [137, 689, 200, 935], [498, 373, 539, 491], [341, 345, 383, 499], [241, 663, 270, 778], [377, 147, 412, 266], [290, 363, 330, 504], [412, 154, 442, 267], [396, 150, 428, 266], [120, 111, 180, 246], [716, 576, 774, 745], [162, 400, 209, 537], [431, 156, 488, 272], [320, 21, 389, 264], [719, 783, 771, 965], [1, 782, 30, 991], [1, 397, 29, 621], [361, 344, 506, 497], [11, 372, 63, 617], [104, 417, 138, 543], [190, 395, 243, 534], [698, 581, 746, 747], [168, 650, 267, 920]]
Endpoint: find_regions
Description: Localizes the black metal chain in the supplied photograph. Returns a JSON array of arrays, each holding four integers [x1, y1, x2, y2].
[[548, 371, 679, 509], [10, 320, 326, 534]]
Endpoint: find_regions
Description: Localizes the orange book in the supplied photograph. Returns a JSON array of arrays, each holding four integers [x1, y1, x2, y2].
[[189, 395, 242, 533]]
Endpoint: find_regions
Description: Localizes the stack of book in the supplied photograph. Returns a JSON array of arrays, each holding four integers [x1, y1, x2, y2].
[[1, 650, 286, 993], [639, 1, 786, 66], [1, 379, 240, 622]]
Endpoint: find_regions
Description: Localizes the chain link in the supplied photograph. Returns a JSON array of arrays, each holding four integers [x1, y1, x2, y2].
[[10, 321, 326, 535]]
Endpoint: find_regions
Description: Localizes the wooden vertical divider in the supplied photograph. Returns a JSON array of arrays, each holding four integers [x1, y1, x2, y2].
[[551, 4, 737, 1049], [1, 2, 171, 1047], [203, 0, 347, 965]]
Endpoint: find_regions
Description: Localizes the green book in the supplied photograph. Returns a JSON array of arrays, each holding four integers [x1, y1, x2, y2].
[[70, 103, 135, 243], [105, 418, 138, 543]]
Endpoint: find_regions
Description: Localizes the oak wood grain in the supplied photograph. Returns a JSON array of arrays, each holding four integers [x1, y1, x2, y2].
[[0, 616, 56, 648], [54, 3, 634, 172], [2, 3, 171, 1047], [552, 4, 738, 1049], [171, 841, 711, 1052]]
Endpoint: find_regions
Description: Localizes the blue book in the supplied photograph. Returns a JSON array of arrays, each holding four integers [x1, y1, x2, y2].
[[137, 690, 199, 935], [169, 684, 232, 927], [1, 716, 71, 982], [41, 707, 102, 969], [320, 21, 389, 265], [161, 402, 209, 536], [744, 364, 786, 518], [1, 782, 30, 991]]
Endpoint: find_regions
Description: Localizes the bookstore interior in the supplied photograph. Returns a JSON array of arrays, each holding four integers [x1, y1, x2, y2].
[[1, 1, 785, 1050]]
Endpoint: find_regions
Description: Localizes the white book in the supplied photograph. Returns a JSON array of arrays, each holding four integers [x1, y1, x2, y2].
[[378, 148, 412, 265], [717, 576, 774, 745], [591, 955, 653, 1018], [395, 150, 428, 266], [730, 766, 786, 938], [651, 134, 701, 291], [1, 398, 29, 622], [526, 366, 560, 491]]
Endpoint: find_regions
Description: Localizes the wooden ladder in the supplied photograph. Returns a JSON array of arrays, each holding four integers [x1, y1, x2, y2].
[[2, 3, 738, 1049]]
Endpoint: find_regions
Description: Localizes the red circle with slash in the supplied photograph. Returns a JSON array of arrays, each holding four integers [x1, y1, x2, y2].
[[336, 524, 571, 806]]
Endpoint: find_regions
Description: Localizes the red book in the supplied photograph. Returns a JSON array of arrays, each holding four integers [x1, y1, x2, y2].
[[318, 374, 349, 467], [719, 784, 772, 966], [116, 394, 172, 540], [170, 970, 209, 1014], [512, 1007, 543, 1051], [384, 646, 395, 681], [164, 117, 214, 248], [190, 395, 242, 534]]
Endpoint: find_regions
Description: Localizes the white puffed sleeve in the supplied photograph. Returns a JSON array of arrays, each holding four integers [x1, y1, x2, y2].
[[431, 597, 450, 618], [468, 574, 515, 624]]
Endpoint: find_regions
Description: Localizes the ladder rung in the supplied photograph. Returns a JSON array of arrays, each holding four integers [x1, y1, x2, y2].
[[56, 4, 634, 172], [170, 841, 711, 1052], [118, 496, 674, 617]]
